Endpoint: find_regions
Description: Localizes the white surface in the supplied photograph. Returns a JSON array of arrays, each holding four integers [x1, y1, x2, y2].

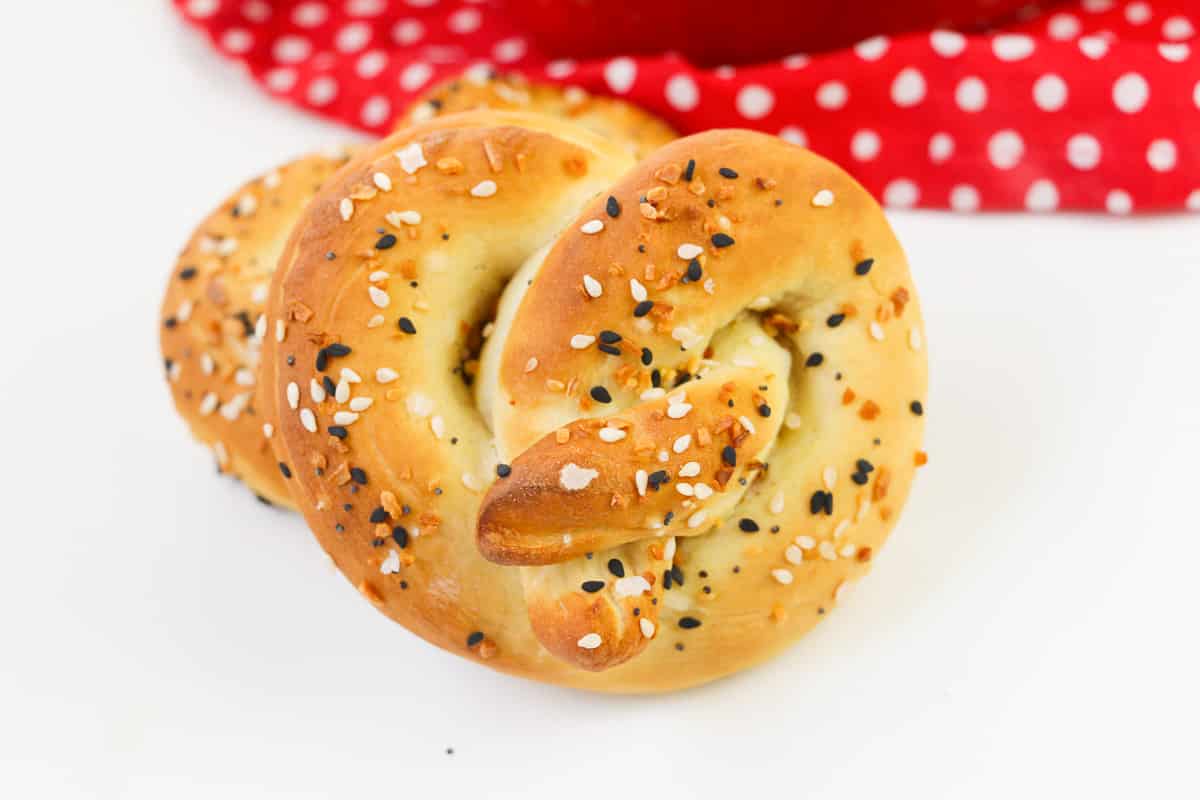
[[2, 4, 1198, 798]]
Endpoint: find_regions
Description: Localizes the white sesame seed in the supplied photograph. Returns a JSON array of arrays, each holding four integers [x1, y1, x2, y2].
[[559, 462, 599, 491], [168, 362, 181, 381], [234, 368, 255, 387], [577, 633, 603, 650], [580, 219, 604, 234], [739, 415, 757, 435], [220, 394, 248, 421], [212, 442, 228, 467], [823, 466, 837, 489], [368, 286, 390, 308], [639, 618, 656, 638], [840, 543, 857, 558], [254, 314, 266, 340], [367, 314, 384, 328], [693, 483, 713, 500], [672, 434, 691, 453], [462, 472, 481, 491], [430, 415, 445, 439], [770, 490, 785, 514], [733, 356, 758, 368], [640, 387, 666, 400], [909, 327, 923, 351], [380, 550, 400, 575], [856, 498, 871, 522], [635, 469, 648, 496], [376, 367, 398, 383], [176, 299, 194, 323], [524, 357, 538, 372], [341, 367, 362, 383], [262, 423, 274, 439], [368, 270, 389, 282], [310, 379, 326, 403], [216, 237, 238, 257], [339, 197, 354, 221], [570, 334, 596, 349], [671, 326, 703, 350], [785, 413, 802, 429], [407, 392, 433, 416], [812, 189, 835, 207], [678, 461, 700, 478], [614, 576, 652, 598], [664, 537, 677, 561], [373, 172, 392, 192], [688, 510, 709, 529], [667, 402, 692, 419], [834, 519, 850, 538], [386, 209, 421, 226], [583, 274, 603, 297], [703, 278, 715, 294], [263, 171, 281, 189], [785, 545, 804, 565], [333, 411, 359, 425], [796, 535, 816, 550], [286, 382, 299, 410], [396, 142, 427, 174], [349, 397, 373, 412], [299, 408, 317, 432], [198, 392, 218, 416], [870, 321, 885, 341], [200, 353, 214, 376], [275, 319, 286, 342], [676, 483, 694, 497], [677, 243, 704, 260], [819, 541, 837, 560], [630, 278, 648, 302], [470, 180, 497, 198], [335, 379, 351, 404], [771, 568, 794, 585], [658, 450, 670, 463], [598, 427, 626, 443]]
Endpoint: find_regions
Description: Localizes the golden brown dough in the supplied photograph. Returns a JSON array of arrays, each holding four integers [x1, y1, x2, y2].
[[260, 110, 928, 692], [160, 148, 354, 508], [402, 69, 677, 159]]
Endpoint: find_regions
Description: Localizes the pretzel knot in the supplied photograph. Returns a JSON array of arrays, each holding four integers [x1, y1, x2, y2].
[[262, 111, 927, 690]]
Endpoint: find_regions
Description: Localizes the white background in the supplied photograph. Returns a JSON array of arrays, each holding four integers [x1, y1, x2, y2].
[[2, 3, 1197, 798]]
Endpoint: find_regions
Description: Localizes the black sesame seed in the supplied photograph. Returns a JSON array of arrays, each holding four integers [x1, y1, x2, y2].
[[325, 251, 336, 261], [315, 349, 328, 371], [827, 313, 845, 328], [322, 376, 337, 395], [279, 462, 292, 478], [179, 267, 197, 280], [286, 355, 295, 366], [581, 580, 605, 593], [496, 463, 512, 478], [670, 565, 684, 586], [851, 472, 869, 485], [758, 403, 771, 417], [606, 195, 620, 218], [706, 198, 716, 208], [637, 244, 646, 253], [598, 343, 621, 356], [718, 167, 738, 179], [856, 458, 875, 473], [806, 352, 824, 367], [466, 631, 484, 647], [810, 490, 833, 515], [350, 467, 367, 485], [683, 158, 696, 181], [590, 386, 612, 403], [685, 259, 702, 282], [326, 343, 351, 357], [663, 511, 675, 526], [599, 330, 622, 344], [163, 317, 177, 329], [398, 317, 417, 334], [607, 558, 625, 578], [679, 617, 701, 629], [711, 232, 735, 248], [392, 526, 408, 548], [739, 518, 759, 532], [633, 300, 654, 317], [328, 425, 348, 439], [375, 234, 397, 250], [647, 470, 669, 490], [663, 570, 673, 590], [910, 400, 924, 416], [369, 507, 389, 523], [855, 258, 874, 276], [722, 445, 737, 466], [651, 369, 662, 388], [641, 347, 653, 366]]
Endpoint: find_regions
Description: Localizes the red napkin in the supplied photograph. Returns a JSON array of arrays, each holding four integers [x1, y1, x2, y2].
[[175, 0, 1199, 213]]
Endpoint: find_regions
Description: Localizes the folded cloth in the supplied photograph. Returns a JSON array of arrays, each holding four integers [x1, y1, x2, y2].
[[175, 0, 1199, 213]]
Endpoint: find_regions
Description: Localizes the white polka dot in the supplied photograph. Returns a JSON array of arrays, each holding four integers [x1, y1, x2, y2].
[[265, 67, 297, 93], [891, 68, 926, 107], [992, 34, 1035, 61], [1159, 43, 1190, 62], [356, 50, 387, 79], [603, 57, 636, 93], [448, 7, 482, 33], [545, 59, 575, 79], [336, 22, 371, 53], [1195, 80, 1200, 109], [306, 76, 338, 106], [361, 96, 391, 128], [1113, 73, 1150, 113], [850, 130, 881, 161], [1047, 12, 1081, 39], [736, 84, 775, 119], [1105, 189, 1133, 215], [955, 76, 987, 112], [714, 65, 736, 79], [292, 2, 328, 27], [1033, 74, 1069, 111], [1078, 36, 1109, 59], [1025, 180, 1059, 212], [930, 29, 966, 57], [1082, 0, 1114, 12], [1126, 2, 1152, 24], [186, 0, 219, 17], [349, 0, 386, 13], [241, 1, 271, 23], [665, 74, 700, 111], [1066, 134, 1102, 170], [399, 62, 432, 91], [782, 53, 810, 69], [221, 28, 254, 54], [883, 179, 919, 208], [492, 37, 527, 63], [393, 19, 424, 45], [928, 132, 955, 163], [988, 130, 1025, 170], [854, 35, 889, 61], [778, 126, 807, 147], [950, 184, 980, 212], [1187, 190, 1200, 211], [273, 35, 312, 64], [815, 81, 848, 109], [1163, 15, 1196, 40], [1147, 139, 1178, 172]]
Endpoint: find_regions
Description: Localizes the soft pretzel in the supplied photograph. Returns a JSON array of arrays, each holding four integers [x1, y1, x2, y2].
[[402, 69, 677, 160], [259, 110, 927, 692], [160, 148, 355, 508]]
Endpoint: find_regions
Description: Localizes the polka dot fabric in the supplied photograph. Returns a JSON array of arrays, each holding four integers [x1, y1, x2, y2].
[[176, 0, 1200, 212]]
